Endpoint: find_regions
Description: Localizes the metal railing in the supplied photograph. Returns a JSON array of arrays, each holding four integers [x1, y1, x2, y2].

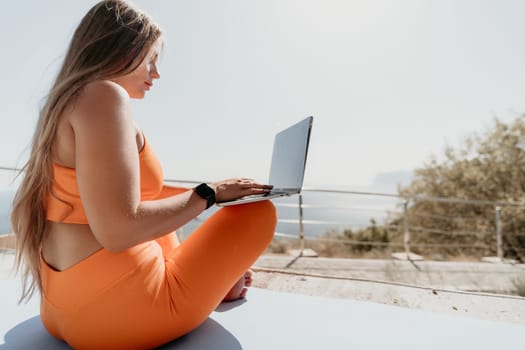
[[268, 187, 525, 261], [1, 166, 524, 261], [159, 180, 524, 261]]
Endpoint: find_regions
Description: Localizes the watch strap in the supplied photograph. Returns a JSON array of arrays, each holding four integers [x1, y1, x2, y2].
[[194, 183, 216, 209]]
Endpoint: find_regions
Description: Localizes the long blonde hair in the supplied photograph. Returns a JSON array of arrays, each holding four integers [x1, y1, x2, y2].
[[10, 0, 162, 302]]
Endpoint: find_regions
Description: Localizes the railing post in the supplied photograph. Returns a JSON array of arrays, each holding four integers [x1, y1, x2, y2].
[[298, 194, 304, 257], [495, 206, 503, 261], [403, 199, 411, 257]]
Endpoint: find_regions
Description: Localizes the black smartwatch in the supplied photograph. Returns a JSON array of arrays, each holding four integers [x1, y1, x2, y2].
[[194, 183, 216, 209]]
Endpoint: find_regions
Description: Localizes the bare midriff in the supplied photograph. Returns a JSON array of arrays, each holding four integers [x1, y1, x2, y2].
[[42, 222, 103, 271]]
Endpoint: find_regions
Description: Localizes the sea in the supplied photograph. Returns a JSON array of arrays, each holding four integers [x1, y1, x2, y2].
[[0, 171, 406, 239]]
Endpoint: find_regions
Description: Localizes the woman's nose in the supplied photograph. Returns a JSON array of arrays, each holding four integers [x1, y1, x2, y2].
[[151, 63, 160, 79]]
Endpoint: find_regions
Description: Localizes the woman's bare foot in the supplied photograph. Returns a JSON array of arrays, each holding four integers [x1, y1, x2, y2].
[[223, 270, 253, 302]]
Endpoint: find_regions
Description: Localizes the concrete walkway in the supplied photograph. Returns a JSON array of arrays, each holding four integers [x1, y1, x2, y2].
[[252, 254, 525, 324], [255, 254, 525, 293]]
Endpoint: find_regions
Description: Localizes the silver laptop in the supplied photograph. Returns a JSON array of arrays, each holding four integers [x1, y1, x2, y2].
[[217, 116, 313, 206]]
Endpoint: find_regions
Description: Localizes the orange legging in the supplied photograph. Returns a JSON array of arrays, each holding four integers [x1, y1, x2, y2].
[[40, 200, 277, 350]]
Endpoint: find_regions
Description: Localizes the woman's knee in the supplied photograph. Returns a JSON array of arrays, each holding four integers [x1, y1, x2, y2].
[[248, 200, 278, 243], [207, 200, 277, 248], [245, 200, 277, 228], [226, 200, 277, 240], [255, 199, 277, 219]]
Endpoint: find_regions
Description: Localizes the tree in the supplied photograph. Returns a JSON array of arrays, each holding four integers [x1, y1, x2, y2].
[[396, 116, 525, 260]]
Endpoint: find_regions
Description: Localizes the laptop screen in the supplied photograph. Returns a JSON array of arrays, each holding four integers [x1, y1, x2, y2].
[[268, 117, 313, 191]]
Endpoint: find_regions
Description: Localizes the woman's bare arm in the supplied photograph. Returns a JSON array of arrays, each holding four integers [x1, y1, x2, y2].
[[70, 81, 207, 252], [69, 80, 271, 252]]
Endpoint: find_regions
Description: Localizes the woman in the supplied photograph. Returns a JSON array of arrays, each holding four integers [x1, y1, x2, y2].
[[10, 1, 277, 349]]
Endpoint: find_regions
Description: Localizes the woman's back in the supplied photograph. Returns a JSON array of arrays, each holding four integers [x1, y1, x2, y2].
[[42, 80, 145, 271]]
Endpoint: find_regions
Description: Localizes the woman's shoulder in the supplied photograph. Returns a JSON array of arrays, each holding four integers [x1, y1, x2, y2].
[[67, 80, 132, 128], [72, 80, 130, 115], [81, 80, 129, 103]]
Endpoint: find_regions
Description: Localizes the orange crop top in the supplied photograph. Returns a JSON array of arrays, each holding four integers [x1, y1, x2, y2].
[[46, 136, 187, 224]]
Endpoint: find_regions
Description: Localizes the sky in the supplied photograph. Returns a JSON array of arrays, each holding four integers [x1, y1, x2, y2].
[[2, 0, 525, 189]]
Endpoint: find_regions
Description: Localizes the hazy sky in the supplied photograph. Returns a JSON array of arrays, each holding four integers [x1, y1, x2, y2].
[[2, 0, 525, 188]]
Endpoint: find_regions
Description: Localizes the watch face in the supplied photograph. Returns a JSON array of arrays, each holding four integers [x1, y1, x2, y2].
[[195, 183, 216, 209], [196, 183, 214, 199]]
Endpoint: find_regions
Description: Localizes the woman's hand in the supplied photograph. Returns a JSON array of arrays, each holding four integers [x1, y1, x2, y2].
[[211, 178, 273, 203]]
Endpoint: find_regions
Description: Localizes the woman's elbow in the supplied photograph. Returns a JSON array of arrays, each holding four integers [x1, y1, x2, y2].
[[90, 222, 134, 253]]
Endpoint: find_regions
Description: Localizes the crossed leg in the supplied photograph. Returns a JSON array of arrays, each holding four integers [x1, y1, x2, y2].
[[156, 223, 260, 302], [157, 200, 276, 310]]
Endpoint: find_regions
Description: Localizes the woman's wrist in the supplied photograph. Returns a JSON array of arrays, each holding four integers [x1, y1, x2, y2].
[[193, 183, 216, 209]]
